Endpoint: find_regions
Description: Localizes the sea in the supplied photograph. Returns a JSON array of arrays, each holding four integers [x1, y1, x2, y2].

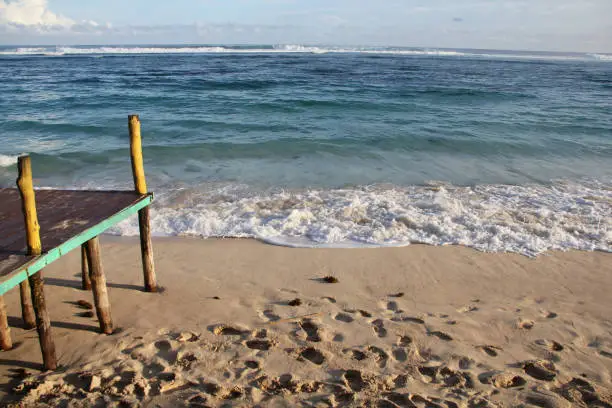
[[0, 45, 610, 256]]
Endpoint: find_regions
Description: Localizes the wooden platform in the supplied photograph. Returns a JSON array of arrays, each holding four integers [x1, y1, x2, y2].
[[0, 189, 153, 295]]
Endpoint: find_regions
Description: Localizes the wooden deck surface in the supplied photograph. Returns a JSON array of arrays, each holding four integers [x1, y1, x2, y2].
[[0, 189, 152, 292]]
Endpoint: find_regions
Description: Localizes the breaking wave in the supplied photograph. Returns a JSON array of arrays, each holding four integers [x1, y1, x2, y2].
[[108, 180, 611, 257], [0, 154, 18, 167], [1, 45, 609, 62]]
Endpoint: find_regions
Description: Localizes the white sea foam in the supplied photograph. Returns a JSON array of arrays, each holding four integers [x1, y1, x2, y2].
[[590, 53, 612, 61], [107, 180, 612, 256], [0, 45, 608, 62], [0, 154, 18, 167]]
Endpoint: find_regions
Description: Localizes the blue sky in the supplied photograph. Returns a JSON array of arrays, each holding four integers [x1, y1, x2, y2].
[[1, 0, 611, 52]]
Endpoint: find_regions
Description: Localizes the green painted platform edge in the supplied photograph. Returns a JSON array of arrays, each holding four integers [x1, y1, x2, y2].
[[0, 194, 153, 295]]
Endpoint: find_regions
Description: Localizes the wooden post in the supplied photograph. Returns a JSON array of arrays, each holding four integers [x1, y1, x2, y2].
[[84, 237, 113, 335], [81, 245, 91, 290], [19, 281, 36, 329], [129, 115, 157, 293], [28, 273, 56, 370], [0, 296, 12, 351], [17, 155, 57, 370], [16, 155, 39, 329], [16, 156, 41, 255]]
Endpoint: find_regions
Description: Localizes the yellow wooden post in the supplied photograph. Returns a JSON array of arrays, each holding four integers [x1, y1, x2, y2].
[[129, 115, 147, 195], [15, 155, 40, 330], [16, 155, 57, 370], [128, 115, 157, 292], [16, 156, 41, 256]]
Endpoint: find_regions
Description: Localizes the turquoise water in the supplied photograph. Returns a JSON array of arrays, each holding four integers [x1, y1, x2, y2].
[[1, 45, 611, 254]]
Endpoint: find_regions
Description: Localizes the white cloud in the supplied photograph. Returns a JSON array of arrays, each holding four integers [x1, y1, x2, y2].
[[0, 0, 73, 26]]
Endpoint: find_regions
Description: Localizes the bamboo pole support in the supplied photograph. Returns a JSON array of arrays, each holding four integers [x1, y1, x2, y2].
[[16, 156, 41, 256], [0, 296, 12, 351], [29, 273, 57, 370], [81, 244, 91, 290], [19, 280, 36, 329], [84, 237, 113, 335], [17, 155, 57, 370], [129, 115, 157, 293], [16, 156, 38, 328]]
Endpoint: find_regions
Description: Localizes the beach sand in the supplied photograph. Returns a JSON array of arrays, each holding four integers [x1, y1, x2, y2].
[[0, 237, 611, 407]]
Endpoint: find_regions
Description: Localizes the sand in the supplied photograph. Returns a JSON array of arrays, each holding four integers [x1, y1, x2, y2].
[[0, 237, 611, 407]]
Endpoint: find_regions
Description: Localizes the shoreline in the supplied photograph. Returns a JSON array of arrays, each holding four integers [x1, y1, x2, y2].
[[1, 236, 611, 406], [107, 233, 612, 255]]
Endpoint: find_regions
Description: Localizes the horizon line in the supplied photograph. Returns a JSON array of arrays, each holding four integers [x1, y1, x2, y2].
[[1, 43, 611, 55]]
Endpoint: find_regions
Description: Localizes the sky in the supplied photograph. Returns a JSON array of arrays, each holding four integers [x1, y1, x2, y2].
[[0, 0, 611, 52]]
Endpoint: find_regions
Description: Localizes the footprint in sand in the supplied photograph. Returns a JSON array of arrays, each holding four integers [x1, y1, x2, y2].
[[518, 319, 535, 330], [154, 339, 178, 364], [535, 339, 564, 352], [358, 310, 373, 318], [300, 319, 322, 342], [479, 371, 526, 389], [176, 352, 198, 370], [523, 360, 556, 381], [349, 349, 368, 361], [458, 357, 474, 370], [253, 329, 267, 339], [220, 386, 243, 400], [371, 319, 388, 338], [143, 362, 165, 379], [393, 316, 425, 324], [392, 374, 408, 388], [376, 399, 400, 408], [558, 377, 612, 407], [392, 347, 408, 362], [382, 393, 412, 407], [600, 350, 612, 359], [428, 331, 453, 341], [245, 339, 273, 351], [343, 370, 367, 392], [439, 367, 468, 388], [322, 296, 337, 303], [368, 346, 389, 368], [245, 360, 260, 369], [397, 335, 412, 347], [478, 345, 502, 357], [260, 309, 281, 322], [287, 298, 302, 307], [300, 347, 326, 365], [418, 365, 439, 383], [335, 312, 354, 323], [386, 301, 400, 312], [211, 325, 247, 336], [201, 382, 221, 396], [332, 391, 355, 406], [188, 394, 208, 406]]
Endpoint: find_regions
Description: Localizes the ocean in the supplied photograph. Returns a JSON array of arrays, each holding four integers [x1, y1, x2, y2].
[[0, 45, 610, 256]]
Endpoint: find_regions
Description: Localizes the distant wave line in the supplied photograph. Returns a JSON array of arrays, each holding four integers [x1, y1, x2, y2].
[[0, 45, 610, 62]]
